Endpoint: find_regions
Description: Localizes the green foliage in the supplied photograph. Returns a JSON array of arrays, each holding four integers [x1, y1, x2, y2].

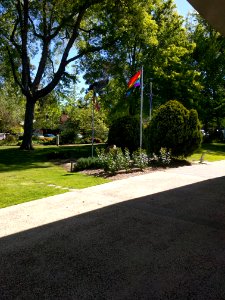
[[146, 100, 202, 157], [149, 148, 171, 166], [158, 148, 171, 165], [108, 116, 140, 152], [96, 147, 149, 174], [1, 0, 152, 149], [60, 94, 109, 145], [132, 149, 149, 170], [187, 14, 225, 129], [96, 148, 119, 175], [59, 118, 79, 144], [81, 0, 201, 119], [34, 93, 62, 131], [74, 157, 101, 171], [123, 148, 132, 172], [0, 82, 24, 133], [96, 147, 131, 174], [0, 134, 18, 146]]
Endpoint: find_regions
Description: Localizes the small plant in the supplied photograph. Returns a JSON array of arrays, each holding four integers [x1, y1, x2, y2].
[[123, 148, 131, 172], [148, 148, 171, 167], [132, 149, 149, 170], [158, 148, 171, 165], [96, 147, 132, 175], [96, 148, 108, 171], [114, 148, 126, 171], [74, 157, 101, 171]]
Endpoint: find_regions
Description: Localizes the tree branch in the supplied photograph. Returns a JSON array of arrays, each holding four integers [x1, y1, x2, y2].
[[35, 5, 89, 99], [17, 0, 31, 94], [28, 15, 43, 39], [66, 45, 104, 65], [6, 47, 23, 93], [31, 0, 50, 91], [9, 18, 22, 55]]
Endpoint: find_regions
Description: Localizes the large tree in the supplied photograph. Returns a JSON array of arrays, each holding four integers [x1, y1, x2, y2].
[[187, 14, 225, 130], [80, 0, 202, 120], [0, 0, 147, 149]]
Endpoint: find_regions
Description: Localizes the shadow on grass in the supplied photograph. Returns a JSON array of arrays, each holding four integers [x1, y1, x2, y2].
[[0, 144, 105, 173], [1, 176, 225, 299], [62, 174, 75, 176], [202, 142, 225, 152]]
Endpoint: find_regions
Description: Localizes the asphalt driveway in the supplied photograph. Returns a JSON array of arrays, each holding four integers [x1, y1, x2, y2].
[[0, 161, 225, 299]]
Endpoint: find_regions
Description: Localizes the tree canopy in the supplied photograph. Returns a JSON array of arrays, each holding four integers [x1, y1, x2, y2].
[[0, 1, 225, 150], [0, 0, 150, 149]]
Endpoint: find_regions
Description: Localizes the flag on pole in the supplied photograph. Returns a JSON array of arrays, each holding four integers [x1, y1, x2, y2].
[[128, 70, 141, 89], [126, 68, 144, 149], [126, 70, 141, 96]]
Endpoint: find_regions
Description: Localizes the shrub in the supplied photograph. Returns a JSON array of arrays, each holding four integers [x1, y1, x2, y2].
[[108, 116, 140, 153], [158, 148, 171, 165], [145, 100, 202, 157], [96, 147, 133, 175], [74, 157, 101, 171], [96, 147, 148, 174], [60, 130, 77, 144], [149, 148, 171, 166], [96, 147, 118, 174], [132, 149, 149, 170], [0, 134, 18, 146], [123, 148, 132, 172]]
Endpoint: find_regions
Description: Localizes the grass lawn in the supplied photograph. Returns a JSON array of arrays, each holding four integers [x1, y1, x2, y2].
[[0, 145, 109, 208], [188, 143, 225, 162]]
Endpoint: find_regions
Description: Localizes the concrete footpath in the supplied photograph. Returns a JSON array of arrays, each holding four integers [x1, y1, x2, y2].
[[0, 161, 225, 299]]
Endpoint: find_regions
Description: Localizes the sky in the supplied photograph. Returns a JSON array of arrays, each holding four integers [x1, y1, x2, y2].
[[174, 0, 194, 16]]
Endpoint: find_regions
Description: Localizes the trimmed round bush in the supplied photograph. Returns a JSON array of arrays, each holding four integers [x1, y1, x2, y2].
[[145, 100, 202, 157], [108, 116, 140, 153]]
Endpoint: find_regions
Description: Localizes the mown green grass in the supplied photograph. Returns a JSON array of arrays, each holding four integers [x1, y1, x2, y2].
[[188, 143, 225, 162], [0, 145, 109, 208]]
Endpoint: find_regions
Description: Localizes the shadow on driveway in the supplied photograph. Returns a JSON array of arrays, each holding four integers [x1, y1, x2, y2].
[[1, 176, 225, 299]]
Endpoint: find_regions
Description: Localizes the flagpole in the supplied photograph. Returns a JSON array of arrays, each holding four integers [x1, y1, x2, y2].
[[149, 81, 152, 120], [91, 88, 95, 158], [140, 66, 144, 150]]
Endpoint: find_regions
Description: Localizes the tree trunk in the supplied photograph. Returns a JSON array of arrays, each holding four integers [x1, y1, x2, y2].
[[20, 97, 36, 150]]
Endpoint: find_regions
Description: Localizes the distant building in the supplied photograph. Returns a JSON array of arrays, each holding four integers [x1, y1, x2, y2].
[[60, 113, 69, 124], [0, 133, 6, 140]]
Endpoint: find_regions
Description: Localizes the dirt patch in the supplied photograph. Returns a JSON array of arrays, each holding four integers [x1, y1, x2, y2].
[[78, 167, 166, 181], [57, 159, 192, 181]]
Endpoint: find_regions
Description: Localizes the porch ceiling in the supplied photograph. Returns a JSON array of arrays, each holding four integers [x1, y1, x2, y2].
[[188, 0, 225, 36]]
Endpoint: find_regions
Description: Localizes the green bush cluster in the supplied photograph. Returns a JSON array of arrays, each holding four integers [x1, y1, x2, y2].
[[72, 147, 172, 175], [96, 148, 130, 174], [0, 134, 18, 146], [108, 116, 140, 153], [145, 100, 202, 157], [74, 157, 101, 171], [96, 147, 149, 175]]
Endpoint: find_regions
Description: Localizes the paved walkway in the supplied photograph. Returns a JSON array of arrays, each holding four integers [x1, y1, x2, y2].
[[1, 160, 225, 238], [0, 161, 225, 299]]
